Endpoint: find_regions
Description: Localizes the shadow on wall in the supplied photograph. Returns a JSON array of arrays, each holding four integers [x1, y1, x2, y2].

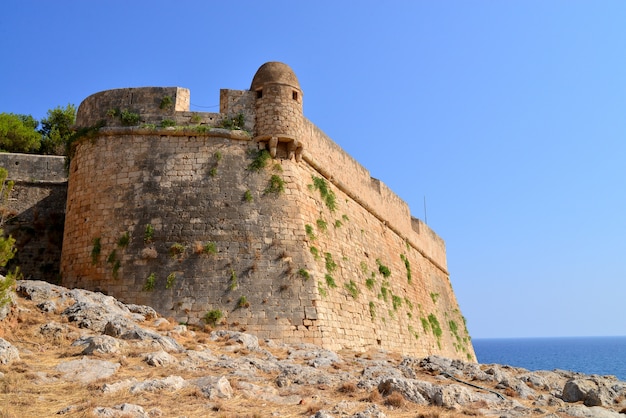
[[3, 185, 66, 283]]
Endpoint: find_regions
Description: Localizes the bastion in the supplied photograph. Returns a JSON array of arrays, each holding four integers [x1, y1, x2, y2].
[[61, 62, 475, 360]]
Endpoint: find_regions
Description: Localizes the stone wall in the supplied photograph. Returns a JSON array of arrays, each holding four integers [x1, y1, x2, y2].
[[0, 153, 67, 282], [60, 63, 474, 360]]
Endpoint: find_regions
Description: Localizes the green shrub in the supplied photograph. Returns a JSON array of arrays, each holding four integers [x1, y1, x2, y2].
[[428, 313, 443, 338], [265, 174, 285, 194], [144, 224, 154, 243], [376, 259, 391, 278], [365, 277, 375, 290], [160, 119, 176, 128], [170, 243, 185, 258], [143, 273, 156, 291], [400, 254, 412, 283], [236, 296, 250, 309], [117, 232, 130, 248], [297, 268, 310, 280], [324, 253, 336, 273], [120, 109, 140, 126], [159, 96, 173, 110], [311, 176, 337, 212], [310, 246, 320, 260], [243, 190, 253, 202], [203, 309, 223, 326], [0, 268, 18, 309], [317, 281, 327, 298], [166, 272, 176, 289], [369, 301, 376, 320], [305, 224, 315, 240], [325, 274, 337, 288], [91, 237, 101, 265], [344, 280, 359, 299], [247, 149, 271, 171], [316, 218, 327, 232], [430, 292, 440, 304], [392, 295, 403, 310], [202, 242, 217, 255]]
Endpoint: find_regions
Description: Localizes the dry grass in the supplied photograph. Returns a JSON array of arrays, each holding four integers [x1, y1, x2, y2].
[[0, 294, 603, 418]]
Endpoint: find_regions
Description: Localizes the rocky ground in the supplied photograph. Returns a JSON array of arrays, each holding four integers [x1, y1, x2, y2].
[[0, 280, 625, 418]]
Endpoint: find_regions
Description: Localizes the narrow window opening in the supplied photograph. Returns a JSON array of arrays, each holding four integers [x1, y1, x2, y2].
[[292, 91, 298, 100], [256, 90, 263, 99]]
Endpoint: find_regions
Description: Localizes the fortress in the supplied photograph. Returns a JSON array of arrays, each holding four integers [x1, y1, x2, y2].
[[58, 62, 474, 360]]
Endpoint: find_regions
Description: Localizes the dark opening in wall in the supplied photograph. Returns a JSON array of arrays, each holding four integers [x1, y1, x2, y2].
[[256, 90, 263, 99], [292, 91, 298, 100]]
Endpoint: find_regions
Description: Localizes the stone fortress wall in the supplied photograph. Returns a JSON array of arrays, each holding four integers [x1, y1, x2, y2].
[[61, 62, 475, 360], [0, 153, 67, 282]]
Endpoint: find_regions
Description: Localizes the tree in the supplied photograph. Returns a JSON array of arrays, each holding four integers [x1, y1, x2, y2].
[[39, 104, 76, 155], [0, 113, 41, 153], [0, 167, 17, 311]]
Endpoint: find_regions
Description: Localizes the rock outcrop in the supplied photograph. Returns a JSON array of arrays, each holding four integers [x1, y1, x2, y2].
[[1, 280, 625, 417]]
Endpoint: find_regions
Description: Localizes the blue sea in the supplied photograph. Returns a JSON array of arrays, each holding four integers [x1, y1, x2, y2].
[[473, 336, 626, 381]]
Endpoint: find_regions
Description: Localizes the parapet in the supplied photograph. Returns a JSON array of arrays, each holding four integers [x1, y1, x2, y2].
[[75, 87, 190, 128]]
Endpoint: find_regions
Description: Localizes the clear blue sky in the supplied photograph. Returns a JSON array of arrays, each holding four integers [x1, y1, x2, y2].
[[2, 1, 625, 339]]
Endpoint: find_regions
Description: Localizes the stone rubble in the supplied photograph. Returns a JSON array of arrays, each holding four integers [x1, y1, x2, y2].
[[2, 280, 626, 417]]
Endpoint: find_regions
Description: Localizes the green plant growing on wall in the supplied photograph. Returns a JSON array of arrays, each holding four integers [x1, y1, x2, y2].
[[365, 277, 376, 291], [342, 214, 349, 222], [208, 167, 218, 177], [325, 274, 337, 289], [220, 113, 245, 130], [247, 149, 271, 172], [143, 273, 156, 291], [369, 301, 376, 320], [344, 280, 359, 299], [201, 241, 217, 255], [190, 113, 202, 124], [379, 286, 388, 303], [388, 309, 395, 320], [214, 151, 222, 162], [160, 119, 176, 128], [305, 224, 315, 240], [106, 108, 118, 118], [376, 259, 391, 278], [428, 313, 443, 342], [112, 260, 121, 279], [159, 96, 173, 110], [273, 163, 282, 172], [265, 174, 285, 194], [392, 295, 403, 310], [170, 243, 185, 258], [400, 254, 412, 284], [310, 246, 320, 260], [229, 269, 238, 290], [316, 218, 327, 232], [317, 281, 327, 298], [144, 224, 154, 243], [117, 232, 130, 248], [430, 292, 440, 304], [408, 325, 419, 340], [421, 317, 431, 334], [404, 297, 414, 311], [297, 268, 310, 280], [203, 309, 223, 326], [243, 190, 253, 202], [310, 175, 337, 212], [333, 219, 342, 228], [106, 249, 117, 265], [120, 109, 140, 126], [324, 253, 337, 273], [236, 296, 250, 309], [91, 237, 101, 265], [166, 272, 176, 289]]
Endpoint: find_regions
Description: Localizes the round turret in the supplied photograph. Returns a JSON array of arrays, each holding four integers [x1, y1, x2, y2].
[[251, 62, 304, 161]]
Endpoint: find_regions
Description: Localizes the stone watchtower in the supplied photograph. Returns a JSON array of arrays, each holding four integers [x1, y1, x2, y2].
[[251, 62, 305, 161], [61, 62, 475, 361]]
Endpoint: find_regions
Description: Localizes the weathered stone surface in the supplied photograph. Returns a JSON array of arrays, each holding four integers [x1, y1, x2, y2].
[[0, 338, 19, 365], [56, 357, 120, 383], [210, 330, 260, 351], [191, 375, 233, 399], [144, 350, 177, 367], [74, 335, 125, 355], [92, 403, 148, 418], [129, 375, 186, 393]]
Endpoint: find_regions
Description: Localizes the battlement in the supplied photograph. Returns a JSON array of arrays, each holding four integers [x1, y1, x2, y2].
[[61, 62, 472, 360]]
